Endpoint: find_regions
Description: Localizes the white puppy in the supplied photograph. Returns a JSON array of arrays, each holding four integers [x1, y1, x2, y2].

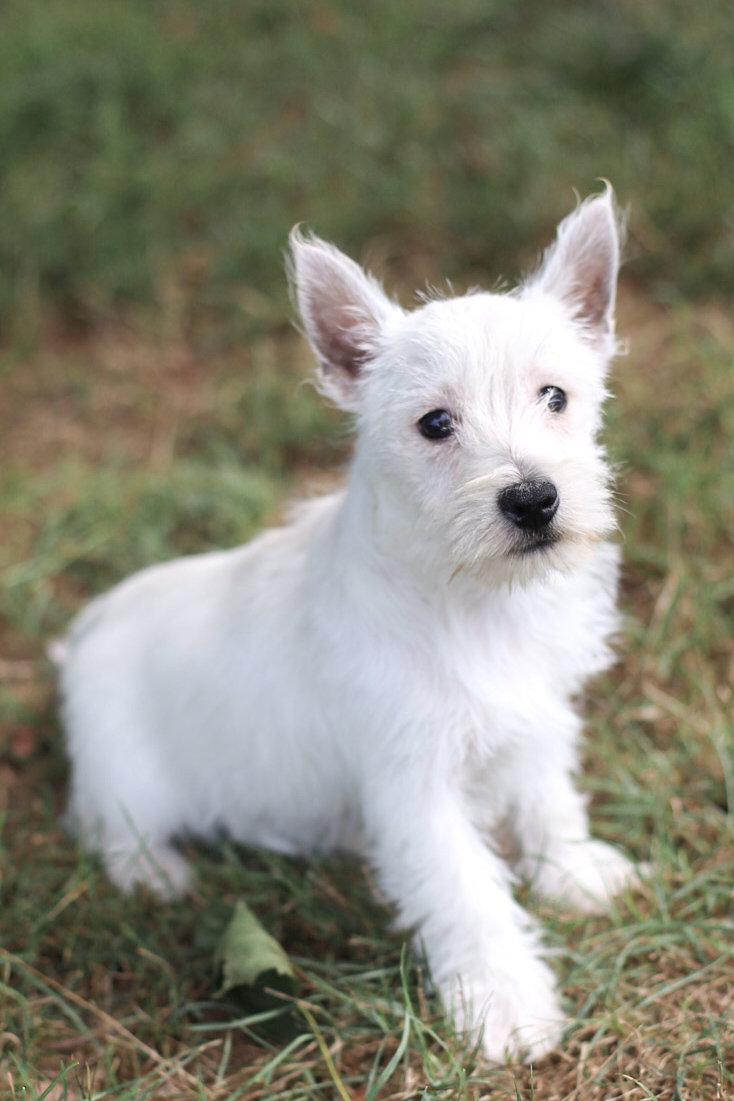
[[59, 188, 642, 1062]]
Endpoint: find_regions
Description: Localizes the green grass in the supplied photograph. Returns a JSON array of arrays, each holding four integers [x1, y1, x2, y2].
[[1, 1, 734, 1098], [2, 297, 733, 1101], [2, 0, 734, 335]]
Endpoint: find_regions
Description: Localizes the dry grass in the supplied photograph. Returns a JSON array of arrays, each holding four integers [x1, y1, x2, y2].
[[1, 277, 733, 1100], [3, 2, 734, 1093]]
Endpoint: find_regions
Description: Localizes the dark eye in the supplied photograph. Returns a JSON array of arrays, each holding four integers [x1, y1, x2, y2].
[[418, 409, 454, 440], [539, 386, 567, 414]]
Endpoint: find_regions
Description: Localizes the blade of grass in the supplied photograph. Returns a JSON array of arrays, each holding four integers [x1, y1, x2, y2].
[[298, 1002, 352, 1101]]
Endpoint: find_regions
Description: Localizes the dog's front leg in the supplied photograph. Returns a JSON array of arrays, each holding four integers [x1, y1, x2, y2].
[[508, 749, 644, 912], [363, 778, 564, 1062]]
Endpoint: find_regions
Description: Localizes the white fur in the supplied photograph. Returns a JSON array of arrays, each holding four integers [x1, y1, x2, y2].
[[58, 189, 643, 1063]]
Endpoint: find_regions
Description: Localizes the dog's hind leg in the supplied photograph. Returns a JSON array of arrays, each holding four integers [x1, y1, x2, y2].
[[64, 742, 195, 898]]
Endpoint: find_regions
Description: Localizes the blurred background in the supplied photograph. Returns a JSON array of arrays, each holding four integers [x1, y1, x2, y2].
[[2, 0, 734, 328], [2, 3, 734, 1099]]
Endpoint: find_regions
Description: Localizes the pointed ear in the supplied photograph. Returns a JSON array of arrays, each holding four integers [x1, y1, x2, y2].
[[289, 229, 401, 411], [531, 188, 623, 349]]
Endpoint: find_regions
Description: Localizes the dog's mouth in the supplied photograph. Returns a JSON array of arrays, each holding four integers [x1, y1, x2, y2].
[[509, 531, 561, 557]]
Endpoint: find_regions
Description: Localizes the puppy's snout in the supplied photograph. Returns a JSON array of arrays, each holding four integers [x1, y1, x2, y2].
[[498, 480, 559, 531]]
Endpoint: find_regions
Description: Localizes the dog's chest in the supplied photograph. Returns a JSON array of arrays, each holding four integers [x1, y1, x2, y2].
[[436, 615, 556, 749], [421, 574, 611, 752]]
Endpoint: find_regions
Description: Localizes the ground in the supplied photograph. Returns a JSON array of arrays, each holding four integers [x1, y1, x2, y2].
[[2, 1, 734, 1095], [1, 277, 733, 1100]]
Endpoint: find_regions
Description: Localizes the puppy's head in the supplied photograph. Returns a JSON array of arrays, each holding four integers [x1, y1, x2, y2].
[[290, 189, 623, 586]]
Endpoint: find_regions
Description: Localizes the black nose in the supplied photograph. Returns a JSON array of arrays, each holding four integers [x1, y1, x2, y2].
[[498, 480, 559, 531]]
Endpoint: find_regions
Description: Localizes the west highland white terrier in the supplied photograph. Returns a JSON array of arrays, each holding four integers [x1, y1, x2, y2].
[[58, 187, 644, 1062]]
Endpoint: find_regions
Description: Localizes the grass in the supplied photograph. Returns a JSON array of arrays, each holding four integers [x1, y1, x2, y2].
[[2, 291, 733, 1101], [1, 0, 734, 1098], [2, 0, 734, 335]]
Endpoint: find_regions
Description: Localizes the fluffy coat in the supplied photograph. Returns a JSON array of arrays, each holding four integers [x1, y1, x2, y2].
[[58, 188, 642, 1061]]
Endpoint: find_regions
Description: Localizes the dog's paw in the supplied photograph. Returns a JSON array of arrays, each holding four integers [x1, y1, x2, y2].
[[104, 844, 194, 900], [528, 839, 647, 913], [448, 955, 565, 1064]]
